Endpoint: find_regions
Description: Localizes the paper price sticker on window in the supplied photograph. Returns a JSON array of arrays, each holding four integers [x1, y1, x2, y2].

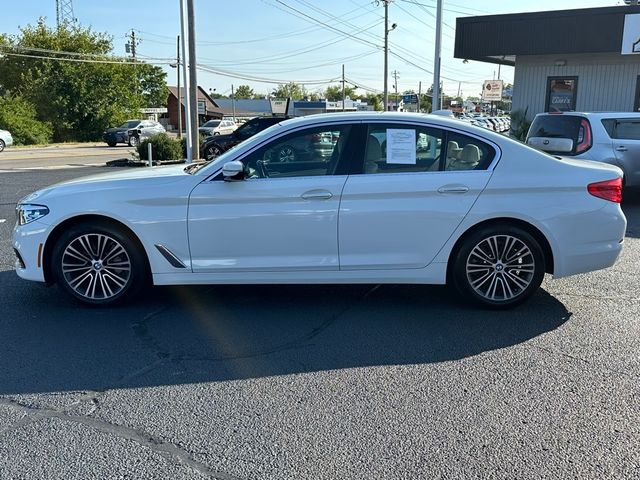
[[386, 129, 416, 164]]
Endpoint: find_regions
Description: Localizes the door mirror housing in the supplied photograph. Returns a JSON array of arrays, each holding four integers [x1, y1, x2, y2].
[[222, 160, 245, 181]]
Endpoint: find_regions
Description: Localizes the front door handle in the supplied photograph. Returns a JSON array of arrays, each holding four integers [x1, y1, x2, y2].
[[437, 185, 469, 194], [301, 189, 333, 200], [615, 146, 628, 152]]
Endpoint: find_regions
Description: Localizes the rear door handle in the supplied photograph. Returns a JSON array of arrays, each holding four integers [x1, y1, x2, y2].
[[437, 185, 469, 194], [615, 146, 628, 152], [301, 189, 333, 200]]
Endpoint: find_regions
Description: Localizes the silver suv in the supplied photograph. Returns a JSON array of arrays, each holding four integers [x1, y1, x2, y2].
[[526, 112, 640, 187]]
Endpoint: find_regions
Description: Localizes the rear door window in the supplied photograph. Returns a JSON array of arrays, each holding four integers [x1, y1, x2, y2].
[[611, 119, 640, 140]]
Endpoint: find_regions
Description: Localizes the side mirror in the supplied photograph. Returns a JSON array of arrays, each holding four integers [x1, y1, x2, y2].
[[222, 160, 245, 181]]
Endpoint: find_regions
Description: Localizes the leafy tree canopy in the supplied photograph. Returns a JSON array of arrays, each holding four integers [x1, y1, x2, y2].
[[324, 84, 356, 102], [234, 84, 254, 99], [0, 20, 168, 142], [272, 82, 307, 100]]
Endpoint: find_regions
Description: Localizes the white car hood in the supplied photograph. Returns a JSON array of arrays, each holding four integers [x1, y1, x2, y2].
[[20, 164, 194, 204]]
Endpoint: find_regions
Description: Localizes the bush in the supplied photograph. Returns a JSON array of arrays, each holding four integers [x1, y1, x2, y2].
[[0, 95, 53, 145], [136, 134, 183, 162], [510, 108, 531, 142]]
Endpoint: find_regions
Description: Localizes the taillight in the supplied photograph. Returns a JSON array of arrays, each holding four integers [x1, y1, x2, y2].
[[588, 178, 622, 203], [576, 118, 592, 154]]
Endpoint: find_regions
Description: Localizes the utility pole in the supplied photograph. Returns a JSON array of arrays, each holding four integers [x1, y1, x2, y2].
[[379, 1, 395, 111], [342, 64, 346, 112], [126, 30, 138, 60], [392, 70, 400, 111], [179, 0, 192, 162], [56, 0, 75, 27], [418, 80, 422, 113], [231, 84, 236, 123], [187, 0, 200, 161], [432, 0, 443, 111], [176, 35, 182, 139]]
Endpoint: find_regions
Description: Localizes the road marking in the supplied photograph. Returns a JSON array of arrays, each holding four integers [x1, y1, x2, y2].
[[0, 164, 100, 172], [0, 219, 6, 223]]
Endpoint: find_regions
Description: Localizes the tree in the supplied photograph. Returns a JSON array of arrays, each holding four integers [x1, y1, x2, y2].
[[0, 95, 52, 145], [324, 84, 356, 101], [272, 82, 307, 100], [234, 84, 254, 99], [0, 20, 168, 142]]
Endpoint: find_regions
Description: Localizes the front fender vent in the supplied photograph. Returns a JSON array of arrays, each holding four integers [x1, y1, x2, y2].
[[154, 244, 187, 269]]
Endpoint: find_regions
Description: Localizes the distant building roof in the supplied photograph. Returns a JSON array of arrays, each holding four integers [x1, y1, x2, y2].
[[214, 99, 274, 116], [167, 86, 225, 116]]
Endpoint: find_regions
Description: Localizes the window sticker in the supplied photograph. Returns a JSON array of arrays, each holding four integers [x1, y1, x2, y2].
[[386, 128, 416, 164]]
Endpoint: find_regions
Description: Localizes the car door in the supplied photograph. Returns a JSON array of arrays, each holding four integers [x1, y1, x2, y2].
[[338, 122, 496, 270], [611, 118, 640, 184], [188, 123, 355, 272]]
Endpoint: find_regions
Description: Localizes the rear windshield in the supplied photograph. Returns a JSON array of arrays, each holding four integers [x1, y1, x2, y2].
[[527, 115, 584, 154]]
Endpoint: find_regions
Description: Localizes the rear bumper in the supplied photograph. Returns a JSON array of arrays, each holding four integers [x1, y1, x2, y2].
[[3, 135, 13, 147], [551, 202, 627, 278]]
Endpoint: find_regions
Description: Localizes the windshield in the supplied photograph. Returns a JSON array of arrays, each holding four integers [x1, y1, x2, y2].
[[202, 120, 221, 128], [119, 121, 140, 129]]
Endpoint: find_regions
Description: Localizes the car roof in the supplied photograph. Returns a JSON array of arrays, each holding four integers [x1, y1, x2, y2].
[[276, 111, 476, 131], [534, 112, 640, 119]]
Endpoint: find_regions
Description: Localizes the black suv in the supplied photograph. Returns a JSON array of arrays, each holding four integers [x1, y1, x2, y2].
[[200, 116, 289, 160]]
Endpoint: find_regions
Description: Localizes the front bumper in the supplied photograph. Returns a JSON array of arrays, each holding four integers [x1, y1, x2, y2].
[[12, 220, 49, 282]]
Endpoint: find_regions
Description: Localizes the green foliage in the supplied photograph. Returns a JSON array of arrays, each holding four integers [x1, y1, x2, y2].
[[234, 85, 254, 99], [324, 84, 356, 102], [0, 20, 167, 143], [510, 108, 531, 141], [363, 93, 383, 111], [272, 82, 307, 100], [0, 95, 52, 145], [137, 134, 183, 162]]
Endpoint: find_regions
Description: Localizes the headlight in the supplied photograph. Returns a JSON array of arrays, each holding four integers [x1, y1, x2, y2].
[[16, 204, 49, 226]]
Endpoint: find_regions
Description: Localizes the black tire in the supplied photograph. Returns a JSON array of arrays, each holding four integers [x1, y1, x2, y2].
[[451, 224, 545, 309], [51, 222, 148, 306], [107, 142, 117, 147], [0, 140, 5, 152], [204, 144, 222, 160], [128, 136, 139, 147]]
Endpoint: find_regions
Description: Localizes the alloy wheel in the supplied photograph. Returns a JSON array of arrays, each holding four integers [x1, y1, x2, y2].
[[61, 233, 132, 300], [465, 234, 535, 302]]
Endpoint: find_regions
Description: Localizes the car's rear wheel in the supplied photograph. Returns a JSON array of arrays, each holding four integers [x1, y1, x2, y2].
[[107, 142, 117, 147], [205, 144, 222, 160], [51, 223, 147, 306], [452, 225, 545, 309], [0, 140, 5, 152]]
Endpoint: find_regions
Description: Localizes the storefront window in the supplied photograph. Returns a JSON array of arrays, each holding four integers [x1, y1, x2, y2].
[[545, 77, 578, 113]]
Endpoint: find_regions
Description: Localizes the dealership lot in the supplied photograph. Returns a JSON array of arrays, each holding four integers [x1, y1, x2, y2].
[[0, 167, 639, 479]]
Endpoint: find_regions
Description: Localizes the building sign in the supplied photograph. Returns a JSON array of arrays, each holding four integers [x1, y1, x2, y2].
[[197, 100, 206, 115], [402, 94, 418, 104], [270, 98, 290, 115], [482, 80, 503, 101], [622, 14, 640, 54], [545, 77, 578, 112], [141, 107, 168, 114]]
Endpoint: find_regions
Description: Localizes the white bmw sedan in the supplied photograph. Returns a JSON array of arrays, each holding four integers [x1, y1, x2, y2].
[[13, 112, 626, 308]]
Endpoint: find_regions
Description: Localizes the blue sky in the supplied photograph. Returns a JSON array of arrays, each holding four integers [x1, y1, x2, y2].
[[0, 0, 627, 99]]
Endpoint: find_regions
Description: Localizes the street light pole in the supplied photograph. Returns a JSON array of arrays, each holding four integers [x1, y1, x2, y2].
[[176, 35, 182, 139], [383, 0, 389, 111], [179, 0, 192, 162]]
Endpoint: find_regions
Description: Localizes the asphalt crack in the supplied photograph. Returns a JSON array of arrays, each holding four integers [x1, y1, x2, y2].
[[0, 397, 241, 480]]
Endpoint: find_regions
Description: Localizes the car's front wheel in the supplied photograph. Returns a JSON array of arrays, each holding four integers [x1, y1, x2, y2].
[[0, 140, 5, 152], [51, 223, 148, 306], [128, 136, 139, 147], [452, 225, 545, 309]]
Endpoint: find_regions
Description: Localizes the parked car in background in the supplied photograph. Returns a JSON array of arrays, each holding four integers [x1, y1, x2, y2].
[[200, 116, 289, 160], [526, 112, 640, 187], [0, 129, 13, 152], [14, 112, 625, 309], [103, 120, 165, 147], [199, 119, 238, 137]]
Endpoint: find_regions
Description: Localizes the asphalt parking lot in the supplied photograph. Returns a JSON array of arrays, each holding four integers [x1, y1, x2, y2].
[[0, 166, 639, 479]]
